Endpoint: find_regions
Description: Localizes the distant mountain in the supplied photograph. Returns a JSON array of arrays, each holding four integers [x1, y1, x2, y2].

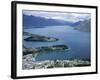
[[74, 19, 91, 32], [23, 15, 80, 29]]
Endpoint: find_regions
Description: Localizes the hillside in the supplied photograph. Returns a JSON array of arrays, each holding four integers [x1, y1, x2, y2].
[[74, 19, 91, 32], [23, 15, 80, 29]]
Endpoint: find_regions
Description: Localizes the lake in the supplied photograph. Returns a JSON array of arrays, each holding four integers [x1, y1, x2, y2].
[[23, 26, 90, 61]]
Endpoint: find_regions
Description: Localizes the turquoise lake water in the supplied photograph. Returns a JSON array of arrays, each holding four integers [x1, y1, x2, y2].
[[23, 26, 90, 61]]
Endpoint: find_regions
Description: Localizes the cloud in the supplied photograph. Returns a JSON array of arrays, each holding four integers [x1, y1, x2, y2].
[[23, 10, 91, 22]]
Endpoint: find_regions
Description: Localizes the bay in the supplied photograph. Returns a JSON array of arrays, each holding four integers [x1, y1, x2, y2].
[[23, 26, 90, 61]]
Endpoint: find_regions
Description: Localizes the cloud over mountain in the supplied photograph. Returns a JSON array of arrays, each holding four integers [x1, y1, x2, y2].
[[23, 10, 90, 23], [23, 10, 91, 29]]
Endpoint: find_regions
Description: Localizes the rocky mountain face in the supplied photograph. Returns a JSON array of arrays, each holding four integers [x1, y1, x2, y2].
[[75, 19, 91, 32]]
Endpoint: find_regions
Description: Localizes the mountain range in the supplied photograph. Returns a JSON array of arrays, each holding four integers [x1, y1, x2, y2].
[[23, 14, 80, 29], [23, 14, 91, 32]]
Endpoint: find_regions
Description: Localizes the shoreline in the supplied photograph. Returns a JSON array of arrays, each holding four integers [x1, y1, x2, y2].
[[24, 32, 59, 42], [23, 44, 69, 55], [23, 31, 90, 70], [22, 54, 91, 70]]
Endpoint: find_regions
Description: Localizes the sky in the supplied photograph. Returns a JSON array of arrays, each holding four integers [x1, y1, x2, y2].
[[23, 10, 91, 23]]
